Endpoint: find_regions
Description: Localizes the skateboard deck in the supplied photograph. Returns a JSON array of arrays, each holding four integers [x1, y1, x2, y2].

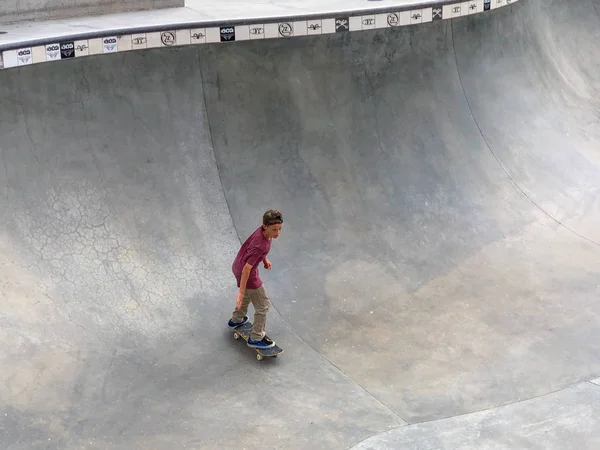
[[231, 321, 283, 361]]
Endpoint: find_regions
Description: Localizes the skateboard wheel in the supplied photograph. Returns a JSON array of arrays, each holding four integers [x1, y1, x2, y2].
[[256, 354, 263, 361], [233, 332, 240, 340]]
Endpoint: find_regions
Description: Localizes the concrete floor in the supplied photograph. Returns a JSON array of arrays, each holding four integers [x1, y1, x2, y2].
[[1, 0, 600, 448]]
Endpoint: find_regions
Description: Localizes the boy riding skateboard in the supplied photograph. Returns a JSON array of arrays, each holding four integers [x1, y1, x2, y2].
[[228, 209, 283, 349]]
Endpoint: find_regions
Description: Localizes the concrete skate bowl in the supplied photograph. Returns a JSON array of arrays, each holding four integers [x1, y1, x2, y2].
[[1, 0, 600, 448]]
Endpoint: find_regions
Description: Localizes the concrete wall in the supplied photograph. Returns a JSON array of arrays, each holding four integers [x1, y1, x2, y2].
[[0, 0, 184, 25]]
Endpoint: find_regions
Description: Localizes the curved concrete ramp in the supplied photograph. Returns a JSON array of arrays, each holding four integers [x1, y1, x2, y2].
[[0, 50, 402, 448], [1, 0, 600, 448]]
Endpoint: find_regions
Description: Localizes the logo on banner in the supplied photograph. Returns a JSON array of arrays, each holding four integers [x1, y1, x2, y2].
[[103, 37, 117, 52], [75, 42, 89, 56], [387, 13, 400, 27], [17, 48, 32, 65], [432, 7, 443, 20], [335, 17, 349, 32], [46, 44, 60, 60], [220, 26, 235, 42], [484, 0, 491, 10], [161, 32, 176, 46], [308, 22, 322, 32], [0, 54, 4, 70], [278, 23, 293, 37], [60, 42, 75, 58], [250, 27, 264, 35], [362, 18, 375, 26]]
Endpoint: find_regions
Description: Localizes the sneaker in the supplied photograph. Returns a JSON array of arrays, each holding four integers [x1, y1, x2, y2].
[[228, 315, 248, 328], [247, 336, 275, 349]]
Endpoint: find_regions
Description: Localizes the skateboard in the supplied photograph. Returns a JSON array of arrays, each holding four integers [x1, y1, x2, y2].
[[231, 321, 283, 361]]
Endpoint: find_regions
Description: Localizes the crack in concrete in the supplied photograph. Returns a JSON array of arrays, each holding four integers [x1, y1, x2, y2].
[[347, 378, 600, 449]]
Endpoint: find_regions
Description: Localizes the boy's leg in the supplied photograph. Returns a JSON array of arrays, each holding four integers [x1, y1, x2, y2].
[[249, 286, 270, 341], [230, 289, 252, 323]]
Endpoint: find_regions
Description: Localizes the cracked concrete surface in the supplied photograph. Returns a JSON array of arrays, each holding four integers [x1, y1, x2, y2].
[[1, 0, 600, 448]]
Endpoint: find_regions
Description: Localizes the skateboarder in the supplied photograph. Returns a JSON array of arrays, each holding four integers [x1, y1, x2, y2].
[[228, 209, 283, 349]]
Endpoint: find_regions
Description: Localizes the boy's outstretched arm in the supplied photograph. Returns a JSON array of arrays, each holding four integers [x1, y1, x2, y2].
[[237, 263, 253, 308]]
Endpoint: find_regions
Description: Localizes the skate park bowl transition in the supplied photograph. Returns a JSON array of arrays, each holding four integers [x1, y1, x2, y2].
[[1, 0, 600, 448]]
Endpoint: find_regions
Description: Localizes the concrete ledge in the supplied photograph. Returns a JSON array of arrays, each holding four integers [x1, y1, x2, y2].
[[0, 1, 184, 25], [351, 382, 600, 450], [0, 0, 519, 70]]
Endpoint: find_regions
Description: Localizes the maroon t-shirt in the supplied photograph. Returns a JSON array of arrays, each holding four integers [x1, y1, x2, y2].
[[232, 226, 271, 289]]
